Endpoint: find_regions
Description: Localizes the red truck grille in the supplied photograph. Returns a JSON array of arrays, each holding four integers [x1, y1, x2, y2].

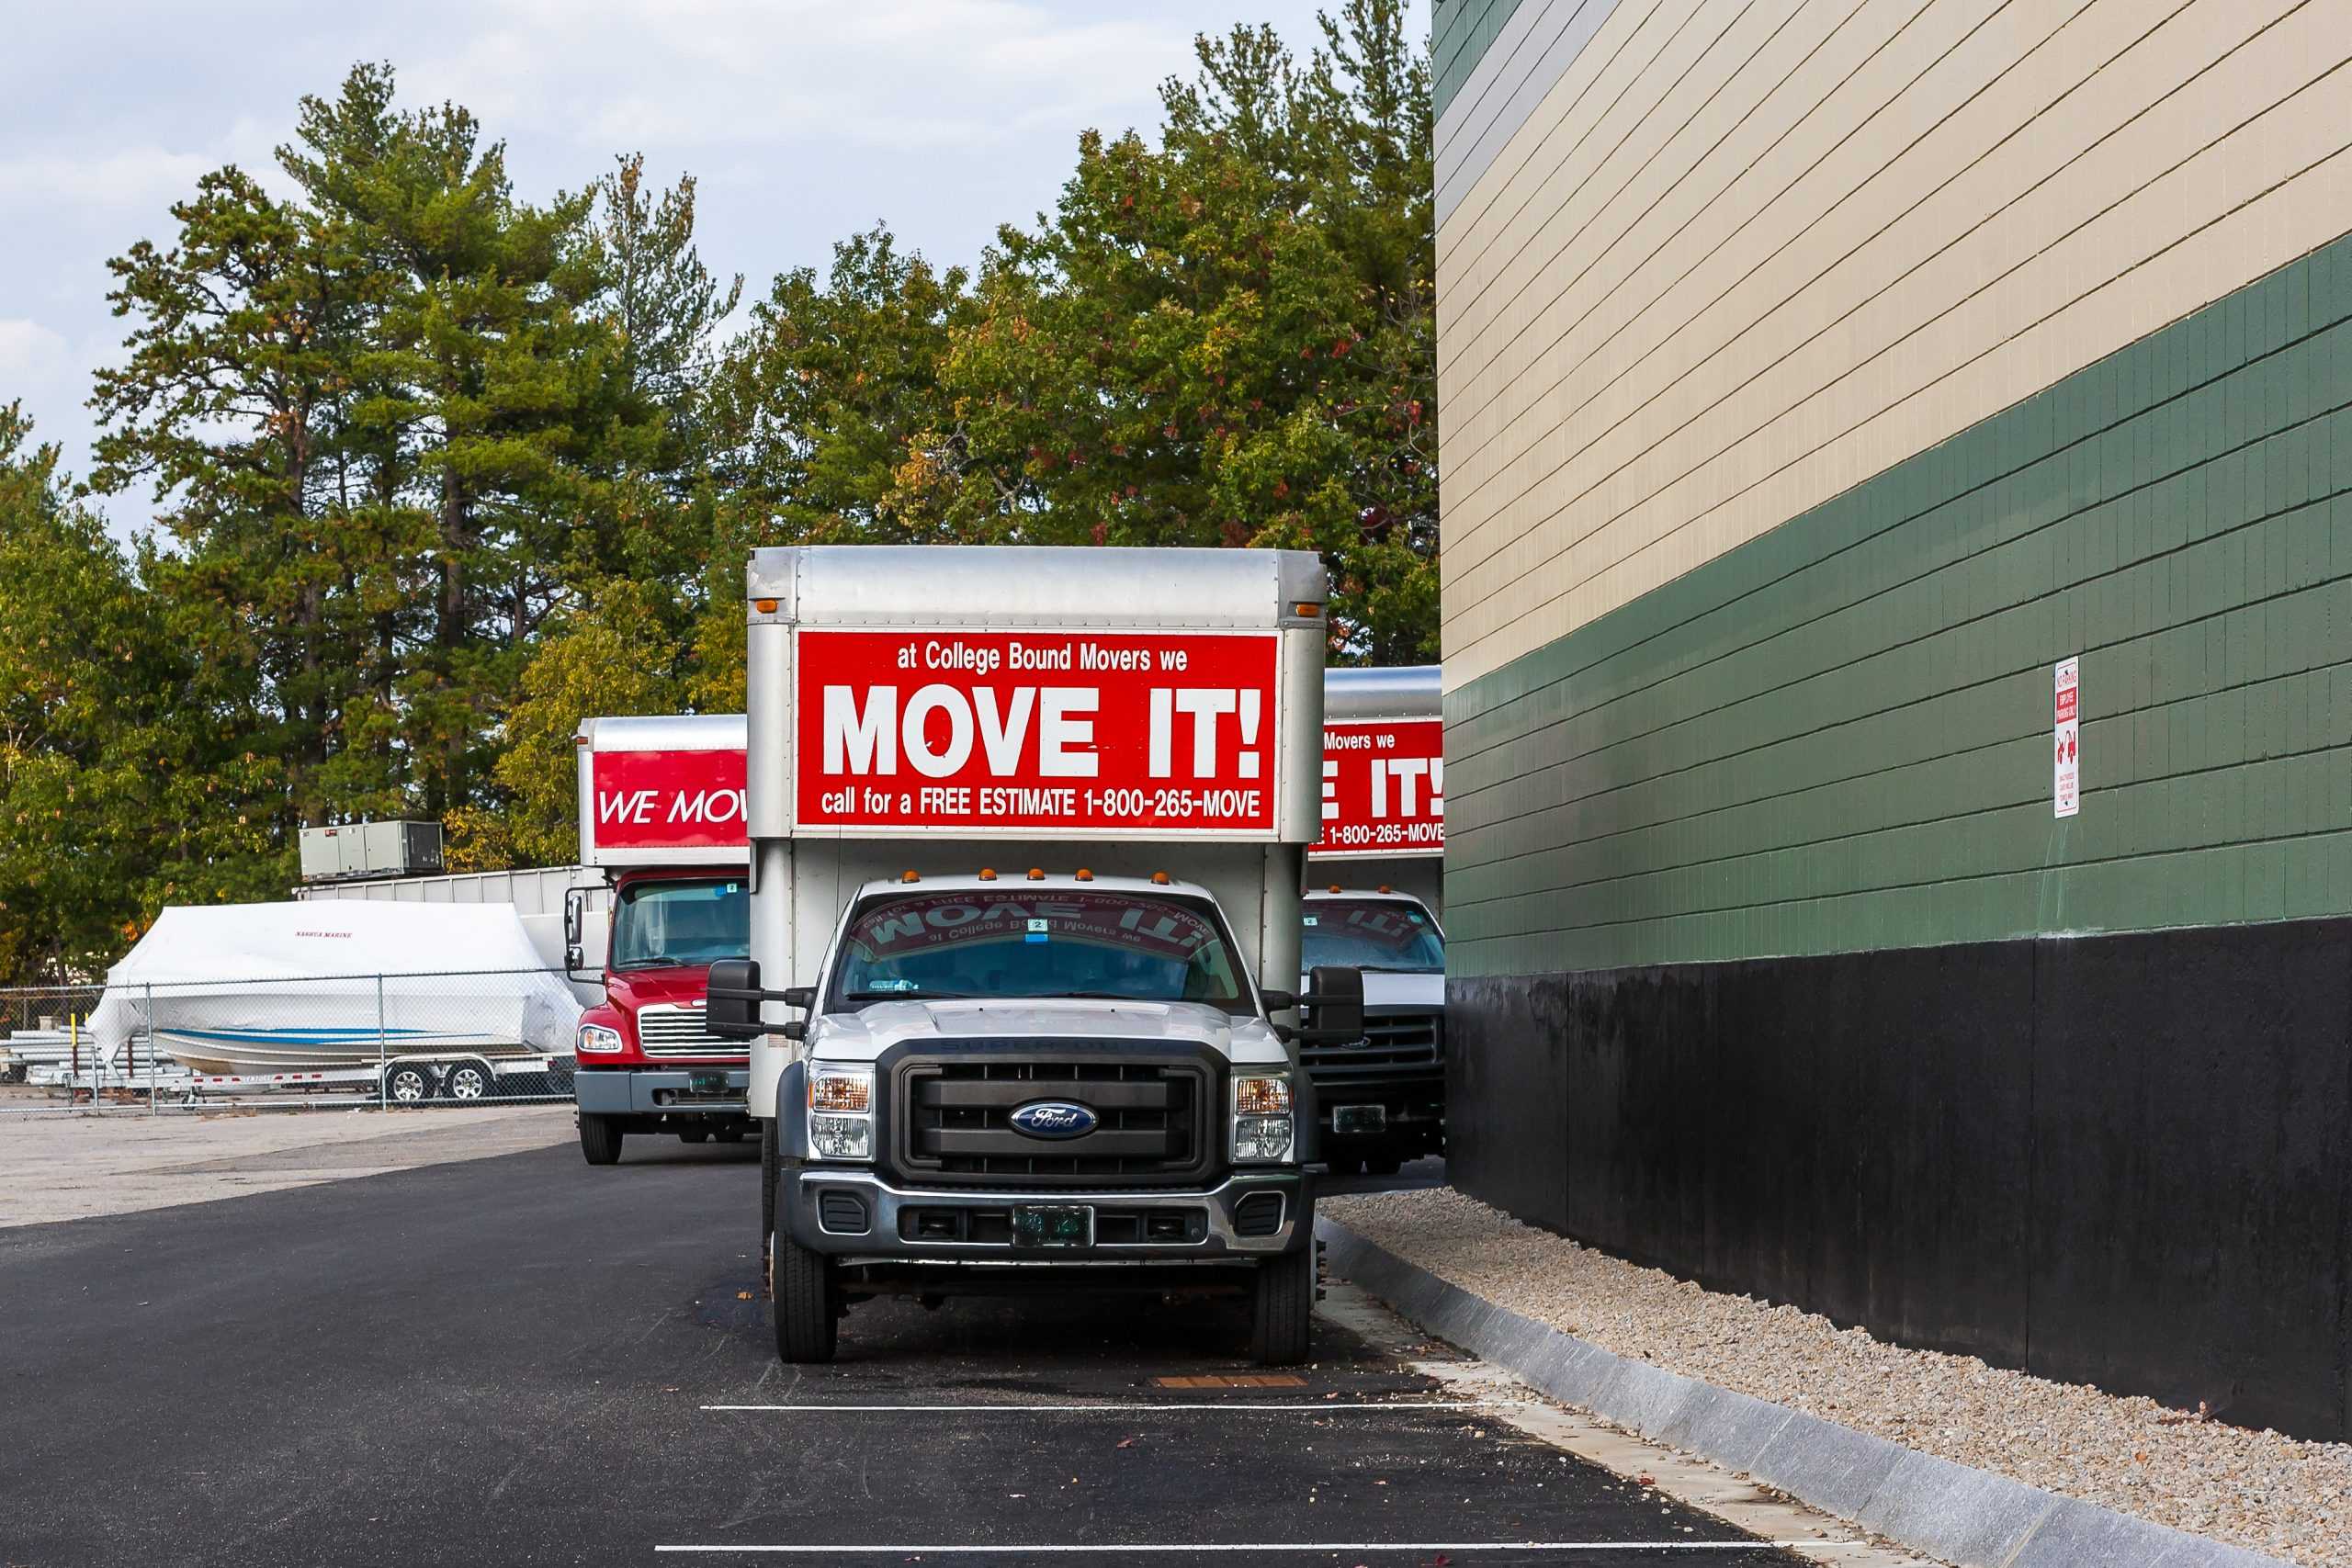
[[635, 1004, 741, 1058]]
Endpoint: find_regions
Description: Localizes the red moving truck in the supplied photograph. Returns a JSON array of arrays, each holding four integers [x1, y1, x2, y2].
[[568, 714, 754, 1165]]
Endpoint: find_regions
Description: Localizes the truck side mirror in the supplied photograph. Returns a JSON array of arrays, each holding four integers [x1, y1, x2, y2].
[[562, 887, 592, 979], [1299, 965, 1364, 1043], [782, 986, 816, 1011], [707, 958, 766, 1040]]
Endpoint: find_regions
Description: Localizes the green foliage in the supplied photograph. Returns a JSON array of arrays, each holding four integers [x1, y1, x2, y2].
[[17, 9, 1437, 976], [939, 0, 1437, 660]]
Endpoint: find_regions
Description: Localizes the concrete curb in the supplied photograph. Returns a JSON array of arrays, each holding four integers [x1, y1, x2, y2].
[[1317, 1217, 2293, 1568]]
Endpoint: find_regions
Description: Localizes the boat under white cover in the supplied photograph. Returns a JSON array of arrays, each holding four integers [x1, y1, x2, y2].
[[85, 902, 582, 1075]]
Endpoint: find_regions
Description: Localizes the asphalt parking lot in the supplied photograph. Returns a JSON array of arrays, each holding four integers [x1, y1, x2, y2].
[[0, 1136, 1811, 1566]]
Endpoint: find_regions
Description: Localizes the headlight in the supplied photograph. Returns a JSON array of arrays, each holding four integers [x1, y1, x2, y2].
[[1231, 1072, 1294, 1163], [577, 1023, 624, 1055], [809, 1115, 873, 1159], [1234, 1074, 1291, 1116], [808, 1066, 873, 1113], [806, 1065, 874, 1161]]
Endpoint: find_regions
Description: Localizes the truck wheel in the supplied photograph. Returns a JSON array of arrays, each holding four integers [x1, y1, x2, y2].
[[442, 1060, 494, 1101], [383, 1062, 433, 1105], [771, 1231, 839, 1363], [760, 1121, 779, 1282], [1250, 1245, 1315, 1366], [579, 1113, 625, 1166]]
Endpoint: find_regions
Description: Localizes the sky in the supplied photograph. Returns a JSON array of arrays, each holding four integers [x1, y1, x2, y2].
[[0, 0, 1429, 536]]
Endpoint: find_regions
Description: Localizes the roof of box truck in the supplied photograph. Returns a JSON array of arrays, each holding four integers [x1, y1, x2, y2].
[[745, 545, 1326, 629], [1323, 664, 1441, 721]]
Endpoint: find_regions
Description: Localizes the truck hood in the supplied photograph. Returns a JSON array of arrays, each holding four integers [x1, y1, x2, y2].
[[603, 966, 711, 1010], [808, 998, 1289, 1068]]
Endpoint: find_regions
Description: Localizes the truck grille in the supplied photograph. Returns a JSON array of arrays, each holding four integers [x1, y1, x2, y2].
[[894, 1056, 1213, 1188], [636, 1003, 742, 1058], [1302, 1011, 1440, 1070]]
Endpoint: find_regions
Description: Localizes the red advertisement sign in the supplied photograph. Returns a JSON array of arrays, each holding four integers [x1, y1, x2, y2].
[[1312, 717, 1443, 857], [586, 748, 749, 852], [795, 628, 1281, 835]]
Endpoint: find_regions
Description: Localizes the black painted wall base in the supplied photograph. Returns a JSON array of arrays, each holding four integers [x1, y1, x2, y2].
[[1447, 917, 2352, 1441]]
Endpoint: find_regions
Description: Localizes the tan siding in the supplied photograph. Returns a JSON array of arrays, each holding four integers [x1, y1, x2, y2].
[[1435, 0, 2352, 690]]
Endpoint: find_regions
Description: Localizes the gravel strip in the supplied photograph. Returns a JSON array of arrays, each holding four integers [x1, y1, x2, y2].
[[1323, 1187, 2352, 1568]]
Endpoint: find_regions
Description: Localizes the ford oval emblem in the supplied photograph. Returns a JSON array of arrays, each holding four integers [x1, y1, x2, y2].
[[1009, 1100, 1099, 1140]]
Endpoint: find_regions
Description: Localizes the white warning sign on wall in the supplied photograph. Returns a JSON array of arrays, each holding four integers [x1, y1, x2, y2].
[[2053, 658, 2080, 818]]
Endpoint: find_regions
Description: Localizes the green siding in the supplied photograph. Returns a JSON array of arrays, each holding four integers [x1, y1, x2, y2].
[[1433, 0, 1529, 123], [1444, 232, 2352, 979]]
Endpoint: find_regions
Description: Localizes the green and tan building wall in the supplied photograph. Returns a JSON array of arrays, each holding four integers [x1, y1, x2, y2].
[[1431, 0, 2352, 1439]]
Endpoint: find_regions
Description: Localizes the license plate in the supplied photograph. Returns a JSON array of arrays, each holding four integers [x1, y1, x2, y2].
[[690, 1072, 728, 1095], [1012, 1204, 1094, 1249], [1334, 1105, 1388, 1134]]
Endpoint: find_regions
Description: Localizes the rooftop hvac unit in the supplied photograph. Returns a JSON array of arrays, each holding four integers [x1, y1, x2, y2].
[[297, 821, 446, 882]]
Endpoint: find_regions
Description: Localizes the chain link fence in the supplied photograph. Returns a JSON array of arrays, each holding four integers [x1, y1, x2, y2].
[[0, 968, 580, 1112]]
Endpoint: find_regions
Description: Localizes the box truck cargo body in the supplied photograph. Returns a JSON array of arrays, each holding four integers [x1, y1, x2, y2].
[[704, 545, 1363, 1365], [570, 714, 758, 1157], [1303, 663, 1445, 1171]]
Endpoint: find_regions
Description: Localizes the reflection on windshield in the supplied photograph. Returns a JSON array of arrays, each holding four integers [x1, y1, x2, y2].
[[611, 879, 749, 970], [829, 890, 1251, 1015], [1300, 898, 1444, 973]]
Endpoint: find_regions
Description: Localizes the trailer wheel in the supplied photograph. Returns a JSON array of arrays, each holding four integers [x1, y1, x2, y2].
[[1249, 1243, 1315, 1366], [442, 1060, 495, 1101], [578, 1112, 625, 1166], [382, 1062, 434, 1105]]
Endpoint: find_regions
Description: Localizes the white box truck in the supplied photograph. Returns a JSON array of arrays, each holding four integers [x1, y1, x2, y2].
[[1303, 663, 1446, 1174], [705, 545, 1363, 1365]]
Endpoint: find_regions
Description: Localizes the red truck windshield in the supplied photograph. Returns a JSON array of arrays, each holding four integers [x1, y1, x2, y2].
[[827, 888, 1253, 1016], [611, 878, 750, 971]]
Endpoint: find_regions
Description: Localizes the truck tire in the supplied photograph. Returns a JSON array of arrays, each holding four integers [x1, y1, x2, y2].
[[760, 1121, 779, 1282], [770, 1230, 838, 1363], [579, 1113, 625, 1166], [1250, 1244, 1315, 1366]]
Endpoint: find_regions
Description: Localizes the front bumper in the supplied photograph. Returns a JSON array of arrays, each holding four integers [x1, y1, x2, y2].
[[1306, 1066, 1445, 1151], [780, 1166, 1312, 1261], [574, 1066, 750, 1116]]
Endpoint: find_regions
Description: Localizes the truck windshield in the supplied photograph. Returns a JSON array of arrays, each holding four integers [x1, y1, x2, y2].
[[828, 889, 1253, 1016], [611, 878, 749, 971], [1301, 897, 1444, 973]]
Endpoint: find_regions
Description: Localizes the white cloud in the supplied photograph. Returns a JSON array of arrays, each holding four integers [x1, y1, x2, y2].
[[408, 0, 1204, 157], [0, 318, 72, 379]]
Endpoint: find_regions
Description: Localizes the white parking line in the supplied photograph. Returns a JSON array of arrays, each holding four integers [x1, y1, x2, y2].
[[699, 1401, 1503, 1414], [655, 1543, 1821, 1555]]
